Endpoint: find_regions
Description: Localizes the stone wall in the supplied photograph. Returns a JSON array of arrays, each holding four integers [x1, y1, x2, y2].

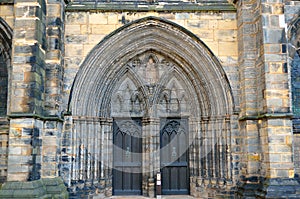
[[1, 0, 300, 198], [10, 0, 46, 116], [8, 118, 43, 181], [0, 4, 14, 29], [7, 0, 47, 182], [63, 11, 239, 111], [0, 0, 69, 198], [0, 119, 9, 184], [236, 0, 300, 197], [44, 0, 66, 117], [286, 0, 300, 181]]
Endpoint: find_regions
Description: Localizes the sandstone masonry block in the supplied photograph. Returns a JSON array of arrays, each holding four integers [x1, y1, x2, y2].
[[89, 13, 108, 25]]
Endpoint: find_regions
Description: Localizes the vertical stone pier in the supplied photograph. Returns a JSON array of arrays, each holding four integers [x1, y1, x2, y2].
[[0, 0, 68, 198], [236, 0, 300, 198]]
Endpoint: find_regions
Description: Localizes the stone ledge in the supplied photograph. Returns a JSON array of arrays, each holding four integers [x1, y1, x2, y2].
[[0, 177, 69, 199], [66, 3, 236, 12], [239, 112, 293, 121], [8, 113, 64, 122]]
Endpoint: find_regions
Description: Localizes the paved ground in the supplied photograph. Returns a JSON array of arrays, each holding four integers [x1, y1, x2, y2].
[[93, 195, 195, 199], [110, 196, 195, 199]]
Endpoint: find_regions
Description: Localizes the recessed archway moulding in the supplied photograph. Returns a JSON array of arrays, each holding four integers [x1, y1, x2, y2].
[[0, 17, 12, 117], [69, 16, 234, 118]]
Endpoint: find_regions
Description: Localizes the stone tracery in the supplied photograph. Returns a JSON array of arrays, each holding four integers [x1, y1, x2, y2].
[[111, 51, 192, 118], [68, 16, 235, 197]]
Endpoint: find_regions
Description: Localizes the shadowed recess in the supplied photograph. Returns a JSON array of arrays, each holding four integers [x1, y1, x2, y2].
[[0, 17, 12, 117]]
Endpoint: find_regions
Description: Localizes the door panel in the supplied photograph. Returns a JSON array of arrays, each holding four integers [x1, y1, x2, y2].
[[160, 119, 189, 195], [113, 119, 142, 195]]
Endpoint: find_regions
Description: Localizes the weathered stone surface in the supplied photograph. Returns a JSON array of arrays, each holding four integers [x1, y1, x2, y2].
[[1, 0, 300, 198], [0, 177, 68, 199]]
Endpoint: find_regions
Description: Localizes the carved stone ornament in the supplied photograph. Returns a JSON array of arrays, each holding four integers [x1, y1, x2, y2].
[[111, 51, 191, 117]]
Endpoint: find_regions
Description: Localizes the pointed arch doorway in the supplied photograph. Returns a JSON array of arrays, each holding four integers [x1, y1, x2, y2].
[[69, 17, 234, 197], [109, 50, 193, 195]]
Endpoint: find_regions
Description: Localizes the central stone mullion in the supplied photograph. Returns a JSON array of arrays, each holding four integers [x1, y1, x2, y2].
[[142, 117, 159, 197]]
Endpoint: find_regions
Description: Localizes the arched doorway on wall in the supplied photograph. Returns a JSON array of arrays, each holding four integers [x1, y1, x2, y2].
[[288, 16, 300, 177], [0, 17, 12, 184], [289, 17, 300, 130], [66, 16, 235, 197]]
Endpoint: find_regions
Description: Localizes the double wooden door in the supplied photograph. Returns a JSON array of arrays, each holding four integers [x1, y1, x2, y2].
[[113, 118, 189, 195]]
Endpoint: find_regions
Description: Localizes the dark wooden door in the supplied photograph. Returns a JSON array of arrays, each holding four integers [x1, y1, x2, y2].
[[160, 119, 189, 195], [113, 119, 142, 195]]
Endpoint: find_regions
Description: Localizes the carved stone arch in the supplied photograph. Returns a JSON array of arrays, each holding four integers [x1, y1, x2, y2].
[[0, 17, 12, 186], [0, 18, 12, 61], [288, 16, 300, 58], [287, 14, 300, 184], [180, 94, 189, 113], [130, 91, 144, 114], [0, 17, 12, 117], [159, 91, 170, 113], [70, 16, 234, 118], [97, 63, 149, 117], [112, 93, 123, 113], [115, 120, 142, 136], [153, 66, 208, 117], [143, 52, 159, 64], [288, 15, 300, 132], [67, 16, 236, 196], [111, 69, 147, 117]]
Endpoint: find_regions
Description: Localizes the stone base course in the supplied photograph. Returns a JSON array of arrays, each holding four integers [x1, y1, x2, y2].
[[257, 178, 300, 199], [0, 177, 68, 199], [236, 177, 300, 198]]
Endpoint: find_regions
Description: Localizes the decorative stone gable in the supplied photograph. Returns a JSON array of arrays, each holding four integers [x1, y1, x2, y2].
[[112, 51, 191, 118]]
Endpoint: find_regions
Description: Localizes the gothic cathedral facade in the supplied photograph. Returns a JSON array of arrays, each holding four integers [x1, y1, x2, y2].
[[1, 0, 300, 198]]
